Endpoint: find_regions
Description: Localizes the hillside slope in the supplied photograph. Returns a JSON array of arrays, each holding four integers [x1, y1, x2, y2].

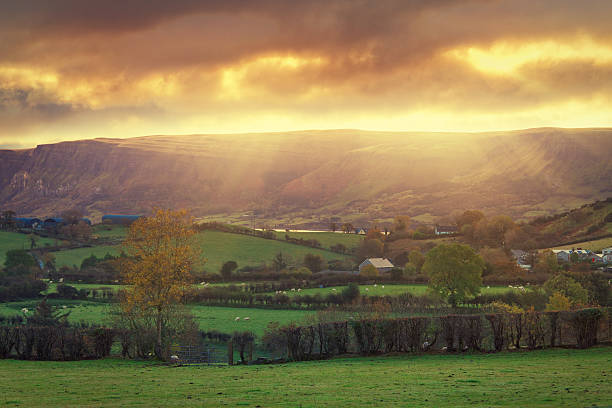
[[1, 128, 611, 223]]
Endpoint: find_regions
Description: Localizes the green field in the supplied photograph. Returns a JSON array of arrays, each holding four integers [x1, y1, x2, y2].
[[91, 225, 127, 240], [193, 230, 351, 273], [51, 230, 352, 273], [0, 347, 610, 407], [0, 231, 59, 265], [264, 283, 518, 297], [0, 301, 313, 337], [551, 236, 612, 252], [54, 245, 120, 268], [273, 230, 363, 250]]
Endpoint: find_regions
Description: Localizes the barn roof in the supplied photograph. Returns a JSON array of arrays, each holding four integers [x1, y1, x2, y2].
[[361, 258, 394, 268]]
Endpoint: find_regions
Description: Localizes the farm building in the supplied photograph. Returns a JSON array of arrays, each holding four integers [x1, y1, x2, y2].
[[510, 249, 532, 270], [601, 248, 612, 263], [14, 217, 42, 229], [102, 214, 143, 225], [359, 258, 394, 274], [43, 217, 64, 231], [434, 225, 458, 235]]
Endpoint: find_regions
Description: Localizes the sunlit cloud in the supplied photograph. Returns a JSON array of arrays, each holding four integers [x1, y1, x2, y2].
[[445, 37, 612, 75]]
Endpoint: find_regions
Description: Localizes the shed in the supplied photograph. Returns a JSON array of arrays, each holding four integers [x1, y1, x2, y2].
[[434, 225, 458, 235], [14, 217, 42, 229], [359, 258, 394, 274]]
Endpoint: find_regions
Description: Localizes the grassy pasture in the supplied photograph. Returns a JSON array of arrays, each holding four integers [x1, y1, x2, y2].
[[0, 231, 58, 265], [273, 230, 363, 250], [550, 236, 612, 252], [51, 230, 352, 273], [0, 301, 313, 337], [0, 347, 610, 407], [262, 283, 519, 297]]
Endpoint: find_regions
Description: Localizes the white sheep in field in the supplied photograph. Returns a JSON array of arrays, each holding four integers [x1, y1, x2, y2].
[[331, 288, 337, 291], [381, 285, 385, 289], [200, 282, 206, 285], [297, 288, 302, 292], [244, 317, 250, 321], [365, 288, 369, 291], [21, 308, 29, 314], [234, 317, 240, 321], [374, 284, 377, 287], [291, 288, 296, 291]]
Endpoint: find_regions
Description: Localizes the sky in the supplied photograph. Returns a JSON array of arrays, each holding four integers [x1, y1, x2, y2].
[[1, 0, 612, 148]]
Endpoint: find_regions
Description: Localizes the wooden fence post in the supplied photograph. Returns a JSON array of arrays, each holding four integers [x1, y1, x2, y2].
[[228, 341, 233, 366], [248, 341, 253, 363]]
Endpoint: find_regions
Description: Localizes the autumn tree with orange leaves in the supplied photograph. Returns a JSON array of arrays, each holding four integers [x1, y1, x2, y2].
[[120, 209, 201, 359]]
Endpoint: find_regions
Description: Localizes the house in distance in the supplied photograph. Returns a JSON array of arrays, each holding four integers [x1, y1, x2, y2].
[[359, 258, 395, 274], [434, 225, 458, 235]]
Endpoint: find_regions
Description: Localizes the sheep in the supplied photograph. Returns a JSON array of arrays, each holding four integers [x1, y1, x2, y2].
[[365, 288, 369, 291], [200, 281, 206, 285], [297, 288, 302, 292], [374, 284, 377, 287], [381, 285, 385, 289], [170, 355, 180, 364], [422, 341, 430, 350], [243, 317, 250, 321], [331, 288, 337, 291], [21, 308, 29, 314], [291, 288, 296, 291], [234, 317, 240, 321], [59, 278, 64, 283], [62, 305, 67, 309]]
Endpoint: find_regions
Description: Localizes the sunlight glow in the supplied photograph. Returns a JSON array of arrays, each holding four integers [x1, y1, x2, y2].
[[446, 38, 612, 74]]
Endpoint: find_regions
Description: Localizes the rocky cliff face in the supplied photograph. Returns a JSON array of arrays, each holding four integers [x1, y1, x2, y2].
[[1, 128, 611, 222]]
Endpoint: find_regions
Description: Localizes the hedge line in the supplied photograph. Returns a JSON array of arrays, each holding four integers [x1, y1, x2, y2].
[[275, 308, 610, 361], [0, 326, 114, 360]]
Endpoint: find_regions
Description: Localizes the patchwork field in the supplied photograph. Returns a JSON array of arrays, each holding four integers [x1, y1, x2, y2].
[[0, 347, 610, 407], [0, 231, 59, 265], [0, 300, 314, 337], [51, 230, 353, 273], [272, 230, 363, 250]]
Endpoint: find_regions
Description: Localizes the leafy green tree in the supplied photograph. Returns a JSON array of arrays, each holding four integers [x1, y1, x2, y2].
[[341, 282, 360, 303], [3, 249, 36, 276], [423, 243, 484, 307], [272, 252, 288, 272], [303, 253, 325, 273], [360, 264, 379, 277], [408, 250, 425, 272], [543, 274, 588, 306], [80, 254, 99, 270], [545, 292, 571, 311], [220, 261, 238, 280], [27, 298, 69, 326], [403, 262, 418, 278]]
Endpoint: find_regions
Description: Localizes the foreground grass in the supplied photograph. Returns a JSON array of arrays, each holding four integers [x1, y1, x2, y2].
[[0, 347, 610, 407]]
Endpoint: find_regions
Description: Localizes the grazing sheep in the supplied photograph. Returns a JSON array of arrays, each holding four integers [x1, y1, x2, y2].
[[374, 284, 377, 287], [297, 288, 302, 292], [235, 317, 240, 321], [170, 355, 180, 364], [365, 288, 369, 291], [422, 341, 430, 350], [291, 288, 296, 291], [244, 317, 250, 321], [59, 278, 64, 283], [381, 285, 385, 289], [331, 288, 337, 291], [200, 282, 206, 285], [62, 305, 67, 309], [442, 346, 448, 351], [21, 308, 29, 314]]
